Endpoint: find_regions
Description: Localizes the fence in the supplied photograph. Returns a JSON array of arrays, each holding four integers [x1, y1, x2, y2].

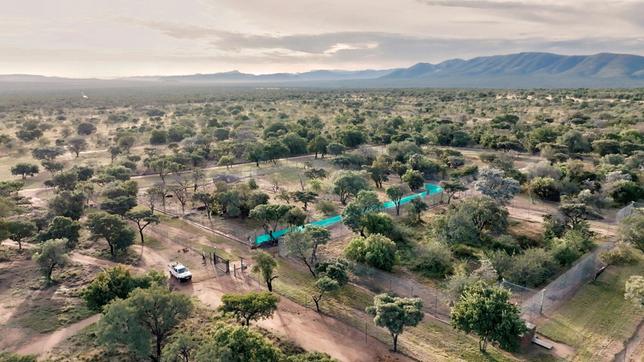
[[351, 263, 452, 321], [508, 242, 613, 322]]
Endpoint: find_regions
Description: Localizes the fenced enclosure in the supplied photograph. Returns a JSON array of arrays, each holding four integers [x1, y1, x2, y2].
[[203, 250, 230, 274], [503, 242, 613, 323], [351, 263, 452, 321]]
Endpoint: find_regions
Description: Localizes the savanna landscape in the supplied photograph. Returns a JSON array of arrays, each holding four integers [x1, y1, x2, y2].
[[0, 86, 642, 362], [2, 1, 644, 361]]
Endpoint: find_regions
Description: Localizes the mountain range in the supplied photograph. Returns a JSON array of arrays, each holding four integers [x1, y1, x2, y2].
[[2, 52, 644, 89]]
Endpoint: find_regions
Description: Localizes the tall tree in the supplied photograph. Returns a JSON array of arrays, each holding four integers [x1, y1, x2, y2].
[[250, 204, 293, 242], [126, 208, 160, 245], [97, 286, 193, 362], [32, 238, 68, 284], [194, 322, 282, 362], [219, 291, 279, 326], [386, 185, 406, 216], [87, 211, 135, 257], [67, 136, 88, 158], [451, 281, 527, 352], [38, 216, 81, 249], [291, 191, 318, 211], [10, 163, 39, 179], [332, 172, 370, 205], [474, 168, 520, 204], [439, 180, 467, 204], [283, 226, 330, 277], [7, 220, 36, 251], [366, 294, 424, 352], [251, 252, 279, 292]]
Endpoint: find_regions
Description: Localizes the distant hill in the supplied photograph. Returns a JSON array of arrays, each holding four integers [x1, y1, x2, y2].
[[2, 52, 644, 89], [379, 52, 644, 87]]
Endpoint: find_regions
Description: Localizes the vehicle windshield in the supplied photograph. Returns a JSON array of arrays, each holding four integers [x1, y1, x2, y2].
[[175, 267, 186, 273]]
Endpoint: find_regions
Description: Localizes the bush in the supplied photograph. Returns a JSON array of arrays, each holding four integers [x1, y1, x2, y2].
[[599, 243, 637, 266], [451, 244, 478, 260], [491, 235, 521, 254], [344, 234, 396, 271], [315, 200, 337, 216], [609, 180, 644, 205], [528, 177, 561, 201], [503, 248, 556, 287], [412, 241, 453, 278], [550, 229, 593, 266]]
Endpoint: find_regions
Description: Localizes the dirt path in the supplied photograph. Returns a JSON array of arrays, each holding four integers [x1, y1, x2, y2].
[[142, 222, 407, 362], [14, 314, 100, 357], [614, 319, 644, 362]]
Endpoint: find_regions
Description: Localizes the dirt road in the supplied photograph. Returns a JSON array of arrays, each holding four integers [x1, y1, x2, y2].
[[143, 222, 408, 362], [15, 315, 100, 357]]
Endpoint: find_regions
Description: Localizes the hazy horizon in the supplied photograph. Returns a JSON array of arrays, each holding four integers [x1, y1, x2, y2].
[[2, 0, 644, 78]]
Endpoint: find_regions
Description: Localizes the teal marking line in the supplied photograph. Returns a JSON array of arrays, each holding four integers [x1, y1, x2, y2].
[[254, 183, 443, 245]]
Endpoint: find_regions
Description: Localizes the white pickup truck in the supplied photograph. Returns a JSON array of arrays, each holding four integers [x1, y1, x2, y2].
[[168, 262, 192, 282]]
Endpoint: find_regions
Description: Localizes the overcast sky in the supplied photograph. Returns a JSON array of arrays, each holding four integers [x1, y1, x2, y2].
[[1, 0, 643, 77]]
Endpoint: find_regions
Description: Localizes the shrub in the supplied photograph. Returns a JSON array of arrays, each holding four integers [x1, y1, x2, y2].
[[503, 248, 556, 287], [315, 200, 337, 216], [344, 234, 396, 271], [600, 243, 637, 266], [412, 241, 453, 278], [527, 177, 560, 201]]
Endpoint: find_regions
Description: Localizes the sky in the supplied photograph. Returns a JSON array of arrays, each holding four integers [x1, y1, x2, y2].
[[1, 0, 643, 78]]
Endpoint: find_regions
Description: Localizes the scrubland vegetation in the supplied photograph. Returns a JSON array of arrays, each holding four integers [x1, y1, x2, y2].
[[0, 87, 642, 361]]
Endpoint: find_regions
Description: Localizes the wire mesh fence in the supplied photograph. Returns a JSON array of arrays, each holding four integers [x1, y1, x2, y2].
[[351, 263, 452, 321], [503, 242, 614, 323]]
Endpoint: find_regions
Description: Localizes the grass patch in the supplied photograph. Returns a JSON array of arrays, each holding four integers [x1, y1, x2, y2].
[[538, 253, 643, 361], [11, 299, 94, 334]]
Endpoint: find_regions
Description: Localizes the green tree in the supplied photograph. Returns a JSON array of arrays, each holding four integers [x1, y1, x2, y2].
[[7, 220, 36, 251], [527, 177, 560, 202], [162, 330, 199, 362], [97, 286, 193, 362], [402, 169, 424, 191], [283, 226, 330, 277], [366, 294, 424, 352], [342, 190, 382, 235], [87, 211, 135, 257], [332, 172, 370, 205], [386, 185, 407, 215], [194, 322, 282, 362], [83, 266, 165, 311], [219, 291, 279, 326], [126, 207, 160, 245], [48, 190, 86, 220], [451, 281, 527, 352], [31, 146, 64, 161], [38, 216, 81, 249], [365, 158, 391, 189], [619, 212, 644, 252], [475, 168, 520, 204], [311, 276, 339, 313], [291, 191, 318, 211], [218, 155, 235, 169], [250, 204, 293, 242], [308, 135, 329, 159], [67, 136, 88, 157], [311, 259, 349, 313], [10, 163, 39, 179], [251, 252, 278, 292], [33, 238, 68, 284], [344, 234, 396, 271], [439, 180, 467, 204], [406, 198, 428, 224]]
